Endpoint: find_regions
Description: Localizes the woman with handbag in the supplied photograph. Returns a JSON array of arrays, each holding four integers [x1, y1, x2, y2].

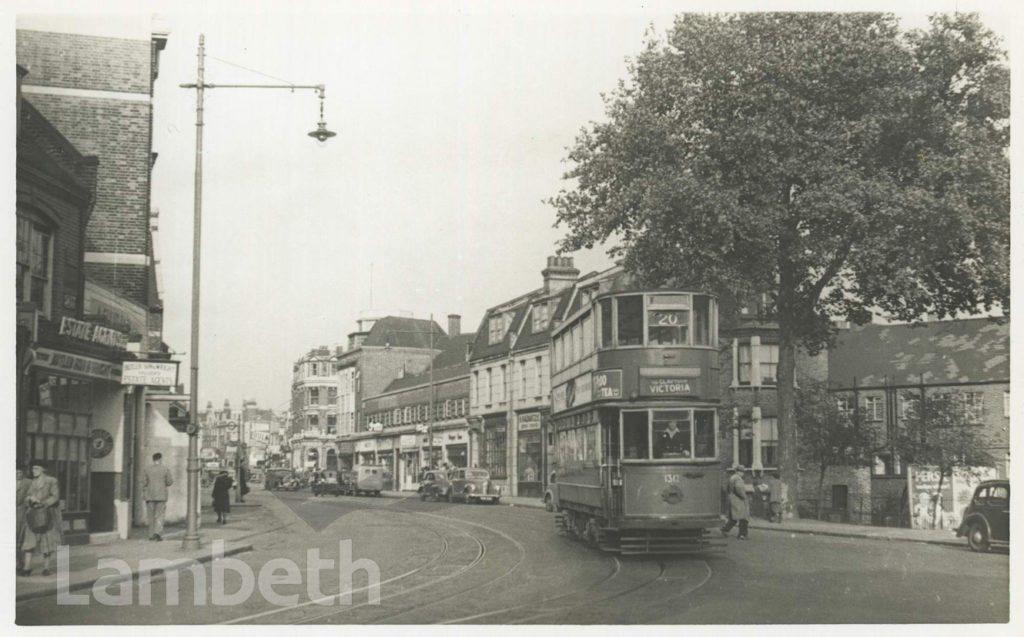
[[19, 462, 65, 576]]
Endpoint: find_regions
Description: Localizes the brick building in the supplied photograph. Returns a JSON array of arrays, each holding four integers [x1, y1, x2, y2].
[[16, 17, 181, 543]]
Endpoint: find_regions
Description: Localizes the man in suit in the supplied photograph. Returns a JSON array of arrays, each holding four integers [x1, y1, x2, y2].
[[721, 464, 750, 540], [142, 452, 174, 541]]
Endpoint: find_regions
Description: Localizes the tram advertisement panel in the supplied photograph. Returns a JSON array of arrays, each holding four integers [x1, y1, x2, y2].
[[622, 464, 720, 518]]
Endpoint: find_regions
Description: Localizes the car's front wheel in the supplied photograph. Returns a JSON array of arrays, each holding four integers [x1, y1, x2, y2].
[[967, 521, 990, 552]]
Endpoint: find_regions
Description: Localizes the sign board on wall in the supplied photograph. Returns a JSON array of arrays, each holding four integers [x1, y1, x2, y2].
[[355, 440, 376, 453], [552, 372, 594, 413], [592, 370, 622, 399], [400, 434, 418, 449], [908, 465, 997, 530], [518, 412, 542, 431], [33, 347, 122, 383], [122, 361, 179, 387], [377, 437, 394, 451]]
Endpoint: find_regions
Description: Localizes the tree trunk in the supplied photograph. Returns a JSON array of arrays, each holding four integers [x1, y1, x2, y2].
[[776, 266, 800, 519]]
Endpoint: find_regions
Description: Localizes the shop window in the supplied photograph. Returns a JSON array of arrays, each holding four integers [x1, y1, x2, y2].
[[483, 427, 506, 479], [647, 295, 689, 345], [617, 296, 644, 346]]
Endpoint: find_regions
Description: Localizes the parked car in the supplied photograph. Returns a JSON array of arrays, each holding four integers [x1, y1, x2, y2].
[[447, 467, 501, 504], [956, 479, 1009, 552], [264, 468, 296, 491], [418, 469, 450, 502]]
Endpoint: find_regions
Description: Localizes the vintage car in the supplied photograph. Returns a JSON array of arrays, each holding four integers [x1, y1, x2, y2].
[[311, 470, 344, 496], [447, 467, 501, 504], [418, 469, 450, 501], [956, 479, 1009, 552], [265, 468, 300, 491], [341, 465, 385, 496]]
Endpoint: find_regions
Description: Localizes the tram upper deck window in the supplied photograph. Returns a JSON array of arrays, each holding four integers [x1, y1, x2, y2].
[[647, 295, 689, 345], [599, 298, 613, 347], [693, 294, 711, 345], [617, 295, 643, 346]]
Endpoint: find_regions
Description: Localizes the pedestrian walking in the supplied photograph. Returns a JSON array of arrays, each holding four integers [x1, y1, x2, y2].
[[238, 464, 249, 502], [16, 467, 33, 567], [721, 464, 750, 540], [19, 462, 65, 576], [767, 471, 784, 523], [212, 471, 234, 524], [142, 452, 173, 541]]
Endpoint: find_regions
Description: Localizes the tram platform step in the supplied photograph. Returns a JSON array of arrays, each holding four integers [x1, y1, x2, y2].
[[617, 532, 725, 555]]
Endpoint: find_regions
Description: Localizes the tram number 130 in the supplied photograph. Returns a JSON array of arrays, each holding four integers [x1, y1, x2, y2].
[[664, 474, 680, 484]]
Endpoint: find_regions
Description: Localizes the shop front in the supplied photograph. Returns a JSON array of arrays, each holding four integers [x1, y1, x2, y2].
[[355, 439, 376, 466], [420, 433, 444, 470], [337, 440, 355, 472], [376, 437, 395, 490], [20, 343, 125, 545], [481, 415, 508, 488], [399, 434, 420, 490], [516, 411, 544, 498], [443, 429, 469, 468]]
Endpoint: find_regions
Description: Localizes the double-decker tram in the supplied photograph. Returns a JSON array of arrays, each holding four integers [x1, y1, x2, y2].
[[548, 283, 724, 554]]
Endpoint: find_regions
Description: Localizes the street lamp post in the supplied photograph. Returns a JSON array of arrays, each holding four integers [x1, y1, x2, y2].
[[180, 34, 335, 549]]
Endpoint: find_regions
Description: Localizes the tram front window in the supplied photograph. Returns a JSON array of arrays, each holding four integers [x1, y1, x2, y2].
[[622, 411, 649, 459], [653, 412, 692, 458]]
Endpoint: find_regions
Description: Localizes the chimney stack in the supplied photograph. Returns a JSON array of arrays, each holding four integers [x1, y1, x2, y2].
[[542, 256, 580, 294], [448, 313, 461, 337]]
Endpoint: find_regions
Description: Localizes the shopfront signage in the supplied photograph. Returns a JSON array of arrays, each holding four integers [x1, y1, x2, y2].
[[122, 361, 179, 387], [518, 413, 542, 431], [641, 376, 698, 396], [33, 347, 122, 383], [552, 372, 594, 413], [355, 440, 376, 453], [400, 434, 418, 449], [58, 316, 129, 350], [421, 435, 445, 447], [377, 437, 394, 451], [367, 422, 384, 432], [592, 370, 622, 399]]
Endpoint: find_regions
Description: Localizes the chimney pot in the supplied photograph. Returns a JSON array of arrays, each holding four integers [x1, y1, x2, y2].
[[447, 313, 461, 336]]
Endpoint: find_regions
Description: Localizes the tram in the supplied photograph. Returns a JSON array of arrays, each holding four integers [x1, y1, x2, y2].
[[547, 282, 725, 554]]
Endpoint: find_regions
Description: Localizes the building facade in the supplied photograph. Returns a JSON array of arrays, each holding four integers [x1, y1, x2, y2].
[[291, 347, 340, 436], [469, 257, 578, 497], [16, 16, 176, 542]]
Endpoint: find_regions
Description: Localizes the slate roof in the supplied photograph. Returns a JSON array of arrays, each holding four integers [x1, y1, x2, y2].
[[362, 316, 448, 349], [469, 296, 535, 361], [829, 318, 1009, 388], [382, 333, 475, 392], [513, 288, 572, 351]]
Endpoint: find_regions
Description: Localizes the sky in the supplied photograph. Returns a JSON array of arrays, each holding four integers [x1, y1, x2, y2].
[[7, 0, 1019, 415]]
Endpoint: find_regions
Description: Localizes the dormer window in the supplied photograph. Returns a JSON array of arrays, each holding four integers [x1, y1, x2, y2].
[[532, 302, 549, 333], [488, 316, 505, 345]]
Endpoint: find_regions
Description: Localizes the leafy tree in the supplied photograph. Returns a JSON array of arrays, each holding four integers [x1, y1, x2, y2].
[[796, 381, 878, 519], [549, 13, 1008, 511], [892, 391, 994, 529]]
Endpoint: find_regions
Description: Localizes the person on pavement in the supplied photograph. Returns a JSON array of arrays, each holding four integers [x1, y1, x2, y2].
[[19, 462, 65, 576], [767, 471, 784, 523], [212, 471, 235, 524], [16, 466, 32, 565], [142, 452, 174, 541], [721, 463, 750, 540]]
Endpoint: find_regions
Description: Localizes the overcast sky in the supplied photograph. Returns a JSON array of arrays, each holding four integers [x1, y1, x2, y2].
[[7, 0, 1017, 414]]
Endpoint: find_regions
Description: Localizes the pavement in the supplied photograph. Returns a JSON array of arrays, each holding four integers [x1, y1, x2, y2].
[[18, 487, 967, 603], [15, 494, 262, 603]]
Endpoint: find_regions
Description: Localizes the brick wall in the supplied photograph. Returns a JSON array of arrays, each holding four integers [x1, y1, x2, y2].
[[17, 29, 156, 308], [796, 465, 873, 525]]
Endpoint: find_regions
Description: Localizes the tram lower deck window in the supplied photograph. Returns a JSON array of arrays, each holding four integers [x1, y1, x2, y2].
[[620, 408, 717, 460]]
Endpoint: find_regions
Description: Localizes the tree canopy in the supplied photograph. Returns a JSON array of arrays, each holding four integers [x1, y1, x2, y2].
[[551, 12, 1008, 346], [549, 13, 1008, 512]]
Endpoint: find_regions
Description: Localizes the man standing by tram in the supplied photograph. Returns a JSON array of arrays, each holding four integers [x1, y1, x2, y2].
[[721, 464, 750, 540]]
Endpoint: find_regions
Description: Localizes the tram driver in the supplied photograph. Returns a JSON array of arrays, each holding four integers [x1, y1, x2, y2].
[[654, 420, 691, 459]]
